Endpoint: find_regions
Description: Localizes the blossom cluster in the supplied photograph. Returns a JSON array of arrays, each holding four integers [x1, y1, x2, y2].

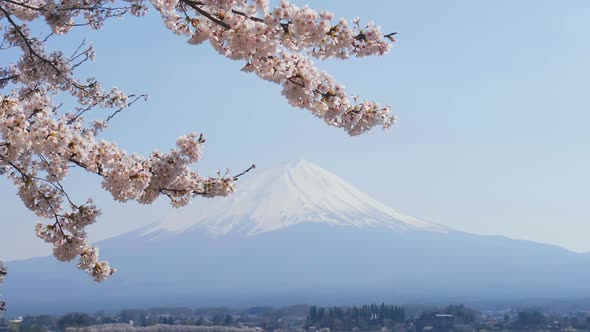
[[1, 93, 237, 281], [0, 0, 394, 288], [153, 0, 397, 136]]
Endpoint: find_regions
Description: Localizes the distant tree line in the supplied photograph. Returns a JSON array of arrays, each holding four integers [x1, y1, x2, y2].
[[66, 325, 255, 332], [12, 309, 238, 332], [7, 305, 316, 332], [307, 303, 405, 330]]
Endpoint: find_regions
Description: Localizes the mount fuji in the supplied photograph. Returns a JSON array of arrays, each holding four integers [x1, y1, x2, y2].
[[5, 160, 590, 314], [145, 160, 446, 237]]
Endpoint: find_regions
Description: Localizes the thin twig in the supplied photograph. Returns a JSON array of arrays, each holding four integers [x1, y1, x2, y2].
[[0, 5, 61, 73], [105, 93, 148, 122], [233, 164, 256, 180]]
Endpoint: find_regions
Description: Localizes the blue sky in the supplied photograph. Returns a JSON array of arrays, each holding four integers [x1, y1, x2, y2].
[[1, 0, 590, 260]]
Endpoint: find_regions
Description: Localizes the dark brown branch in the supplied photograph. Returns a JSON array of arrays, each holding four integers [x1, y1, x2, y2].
[[1, 0, 41, 11], [230, 8, 264, 23], [181, 0, 396, 44], [233, 164, 256, 180], [287, 76, 306, 88], [0, 4, 61, 73], [68, 157, 104, 176], [181, 0, 230, 29], [0, 74, 18, 83], [1, 0, 130, 12]]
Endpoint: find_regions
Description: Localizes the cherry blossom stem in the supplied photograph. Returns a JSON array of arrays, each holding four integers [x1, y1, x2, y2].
[[233, 164, 256, 180], [182, 0, 231, 29], [0, 5, 61, 73]]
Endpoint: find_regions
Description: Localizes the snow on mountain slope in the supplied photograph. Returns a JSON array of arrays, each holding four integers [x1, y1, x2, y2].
[[144, 160, 446, 236]]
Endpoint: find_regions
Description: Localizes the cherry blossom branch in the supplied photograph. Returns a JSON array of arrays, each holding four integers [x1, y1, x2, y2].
[[1, 0, 135, 14], [255, 12, 388, 43], [0, 5, 61, 73], [181, 0, 396, 42], [1, 0, 40, 11], [105, 93, 148, 122], [153, 0, 396, 135], [0, 155, 64, 226], [36, 154, 78, 208]]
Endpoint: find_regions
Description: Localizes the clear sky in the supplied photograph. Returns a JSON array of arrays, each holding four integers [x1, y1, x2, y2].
[[2, 0, 590, 260]]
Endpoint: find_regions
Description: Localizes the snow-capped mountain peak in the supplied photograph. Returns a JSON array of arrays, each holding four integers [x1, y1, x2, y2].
[[144, 160, 446, 236]]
